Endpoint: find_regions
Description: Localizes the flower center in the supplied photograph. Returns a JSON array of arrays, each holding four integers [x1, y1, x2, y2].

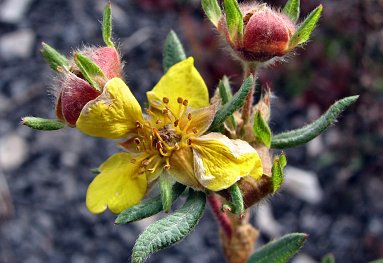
[[132, 96, 198, 174]]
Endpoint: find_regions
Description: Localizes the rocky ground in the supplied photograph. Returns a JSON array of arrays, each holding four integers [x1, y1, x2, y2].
[[0, 0, 382, 262]]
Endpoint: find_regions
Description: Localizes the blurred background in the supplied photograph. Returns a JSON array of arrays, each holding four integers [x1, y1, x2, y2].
[[0, 0, 382, 262]]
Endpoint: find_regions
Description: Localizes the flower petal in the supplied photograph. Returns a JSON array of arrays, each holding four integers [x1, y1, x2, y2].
[[192, 133, 262, 191], [86, 152, 148, 214], [169, 147, 203, 190], [147, 57, 209, 112], [77, 78, 144, 139]]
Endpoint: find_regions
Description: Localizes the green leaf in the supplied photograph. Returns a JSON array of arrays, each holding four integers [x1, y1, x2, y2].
[[115, 183, 186, 224], [289, 5, 322, 48], [21, 117, 65, 130], [74, 53, 105, 92], [40, 42, 69, 71], [271, 157, 284, 193], [247, 233, 308, 263], [201, 0, 222, 27], [227, 183, 244, 215], [102, 2, 115, 48], [253, 111, 272, 147], [279, 153, 287, 168], [271, 95, 359, 149], [162, 30, 187, 72], [209, 75, 253, 131], [131, 190, 206, 263], [223, 0, 243, 41], [283, 0, 300, 23], [369, 259, 383, 263], [90, 168, 100, 175], [321, 253, 335, 263], [159, 171, 173, 213], [218, 76, 236, 128]]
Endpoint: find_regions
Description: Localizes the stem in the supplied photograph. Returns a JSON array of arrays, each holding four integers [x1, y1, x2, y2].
[[207, 194, 232, 239], [241, 62, 257, 124]]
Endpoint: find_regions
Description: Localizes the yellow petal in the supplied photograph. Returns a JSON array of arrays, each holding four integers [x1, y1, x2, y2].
[[147, 57, 209, 112], [86, 152, 148, 214], [169, 147, 203, 190], [192, 133, 262, 191], [77, 78, 144, 139], [179, 104, 218, 136]]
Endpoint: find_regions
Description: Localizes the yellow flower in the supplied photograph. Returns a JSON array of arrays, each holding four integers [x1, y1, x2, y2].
[[76, 58, 263, 214]]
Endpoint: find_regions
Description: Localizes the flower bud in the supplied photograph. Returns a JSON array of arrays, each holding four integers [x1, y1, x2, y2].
[[218, 3, 296, 62], [55, 47, 122, 127]]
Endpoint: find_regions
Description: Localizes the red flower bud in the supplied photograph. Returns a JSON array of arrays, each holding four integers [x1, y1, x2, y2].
[[55, 47, 122, 127], [218, 3, 296, 62]]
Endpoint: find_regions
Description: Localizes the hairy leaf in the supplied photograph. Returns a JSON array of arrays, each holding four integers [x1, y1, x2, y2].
[[247, 233, 307, 263], [228, 183, 244, 215], [131, 190, 206, 263], [283, 0, 300, 23], [115, 183, 186, 224], [289, 5, 322, 47], [162, 30, 186, 72], [102, 2, 115, 48], [159, 171, 173, 213], [202, 0, 222, 27], [21, 117, 65, 131], [253, 111, 272, 147], [218, 76, 236, 128], [40, 42, 69, 71], [271, 154, 286, 193], [74, 53, 105, 92], [209, 75, 253, 131], [223, 0, 243, 41], [271, 95, 359, 149]]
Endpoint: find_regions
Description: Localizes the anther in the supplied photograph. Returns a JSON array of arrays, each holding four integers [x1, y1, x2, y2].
[[162, 97, 169, 104], [134, 138, 141, 145], [156, 120, 162, 125], [188, 113, 192, 120], [187, 139, 192, 145], [138, 167, 146, 174], [177, 97, 183, 104], [182, 99, 189, 106], [162, 108, 169, 114], [192, 127, 198, 134], [142, 159, 150, 166], [136, 121, 143, 129], [164, 164, 170, 170], [174, 119, 179, 127], [174, 143, 180, 150]]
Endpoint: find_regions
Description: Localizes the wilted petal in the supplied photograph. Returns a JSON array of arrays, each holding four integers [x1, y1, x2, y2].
[[86, 152, 148, 214], [77, 78, 144, 139], [147, 57, 209, 112], [192, 133, 262, 191], [179, 104, 217, 136]]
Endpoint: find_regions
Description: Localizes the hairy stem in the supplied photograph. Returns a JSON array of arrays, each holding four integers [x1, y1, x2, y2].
[[207, 194, 232, 239]]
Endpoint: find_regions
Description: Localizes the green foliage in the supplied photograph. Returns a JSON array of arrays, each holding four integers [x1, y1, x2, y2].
[[228, 183, 244, 215], [40, 42, 69, 71], [74, 53, 105, 92], [247, 233, 307, 263], [131, 190, 206, 263], [271, 95, 359, 149], [271, 153, 286, 193], [369, 260, 383, 263], [102, 2, 115, 48], [321, 253, 335, 263], [289, 5, 322, 48], [201, 0, 222, 27], [283, 0, 300, 23], [162, 30, 187, 72], [115, 183, 186, 224], [253, 111, 272, 147], [21, 117, 65, 130], [159, 171, 173, 213], [218, 76, 237, 128], [223, 0, 243, 41], [209, 75, 254, 132]]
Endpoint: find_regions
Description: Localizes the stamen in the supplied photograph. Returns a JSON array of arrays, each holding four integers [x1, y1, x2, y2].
[[147, 159, 161, 173], [136, 121, 143, 129], [177, 97, 183, 104], [187, 139, 192, 145], [162, 97, 169, 104], [153, 128, 173, 150], [174, 143, 180, 150], [163, 158, 171, 170], [156, 120, 162, 125], [182, 99, 188, 107], [188, 113, 192, 120], [145, 108, 156, 116], [134, 138, 141, 145], [138, 166, 146, 174], [192, 127, 198, 134]]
